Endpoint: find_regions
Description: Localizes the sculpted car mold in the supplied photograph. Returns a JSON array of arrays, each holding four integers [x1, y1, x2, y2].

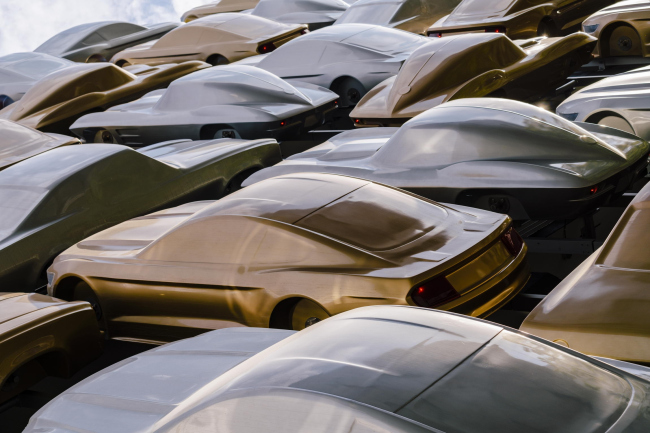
[[0, 52, 74, 109], [34, 21, 179, 63], [70, 65, 339, 146], [112, 13, 307, 67], [48, 172, 529, 341], [0, 61, 209, 134], [246, 99, 650, 221], [250, 0, 350, 30], [181, 0, 261, 22], [427, 0, 616, 39], [0, 120, 79, 171], [350, 32, 596, 125], [335, 0, 461, 35], [583, 0, 650, 57], [557, 65, 650, 139], [0, 293, 101, 405], [251, 24, 429, 107], [23, 305, 650, 433], [521, 181, 650, 364], [0, 138, 282, 291]]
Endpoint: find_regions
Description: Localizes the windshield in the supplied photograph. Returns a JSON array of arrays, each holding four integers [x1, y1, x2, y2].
[[34, 22, 98, 54], [0, 186, 47, 241], [337, 3, 401, 24], [598, 206, 650, 270]]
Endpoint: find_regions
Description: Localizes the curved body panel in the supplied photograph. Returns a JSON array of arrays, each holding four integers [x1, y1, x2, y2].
[[427, 0, 616, 39], [521, 181, 650, 364], [246, 98, 650, 221], [182, 0, 261, 22], [583, 0, 650, 57], [69, 65, 339, 146], [0, 61, 209, 133], [251, 0, 350, 30], [0, 293, 101, 405], [112, 14, 307, 67], [335, 0, 461, 34], [48, 172, 528, 342], [23, 306, 650, 433], [350, 32, 596, 124], [0, 138, 282, 291], [34, 21, 179, 63]]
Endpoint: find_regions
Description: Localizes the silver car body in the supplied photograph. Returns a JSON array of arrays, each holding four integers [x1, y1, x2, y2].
[[251, 0, 351, 30]]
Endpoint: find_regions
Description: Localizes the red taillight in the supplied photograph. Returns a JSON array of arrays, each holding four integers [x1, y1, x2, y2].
[[590, 185, 598, 195], [411, 277, 460, 308], [280, 121, 286, 127], [258, 42, 276, 54], [300, 29, 309, 35], [485, 26, 506, 34], [354, 119, 360, 124], [501, 226, 524, 256]]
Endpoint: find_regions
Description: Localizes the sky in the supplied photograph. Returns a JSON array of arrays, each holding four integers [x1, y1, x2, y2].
[[0, 0, 207, 55]]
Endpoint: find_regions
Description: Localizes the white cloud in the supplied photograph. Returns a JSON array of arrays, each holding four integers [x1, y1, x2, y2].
[[0, 0, 207, 55]]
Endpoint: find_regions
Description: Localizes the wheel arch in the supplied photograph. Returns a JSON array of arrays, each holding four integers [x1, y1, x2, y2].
[[585, 110, 636, 134], [599, 22, 641, 57], [268, 295, 329, 330]]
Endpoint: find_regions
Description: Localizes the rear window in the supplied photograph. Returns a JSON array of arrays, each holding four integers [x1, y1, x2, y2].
[[1, 120, 46, 145], [217, 16, 287, 38], [8, 59, 71, 80], [337, 3, 401, 25], [453, 0, 517, 15], [597, 206, 650, 270], [296, 183, 448, 251], [0, 187, 47, 240], [35, 23, 97, 54], [345, 27, 427, 53]]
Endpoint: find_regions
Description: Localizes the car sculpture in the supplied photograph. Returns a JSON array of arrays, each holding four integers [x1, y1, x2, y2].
[[335, 0, 461, 35], [111, 13, 307, 67], [0, 138, 282, 292], [250, 24, 429, 107], [521, 180, 650, 364], [427, 0, 616, 39], [0, 52, 74, 109], [181, 0, 261, 22], [22, 305, 650, 433], [47, 172, 529, 342], [0, 119, 79, 171], [0, 61, 209, 134], [69, 65, 339, 146], [246, 99, 650, 221], [34, 21, 179, 63], [583, 0, 650, 58], [0, 293, 101, 405], [250, 0, 350, 30], [350, 32, 596, 125], [557, 65, 650, 139]]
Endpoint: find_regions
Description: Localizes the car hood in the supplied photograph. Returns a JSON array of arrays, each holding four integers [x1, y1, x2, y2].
[[585, 0, 650, 22]]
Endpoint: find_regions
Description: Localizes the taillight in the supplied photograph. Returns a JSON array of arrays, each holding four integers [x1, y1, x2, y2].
[[258, 42, 276, 54], [485, 26, 506, 34], [590, 185, 598, 195], [428, 31, 442, 38], [501, 226, 524, 256], [411, 276, 460, 308], [300, 29, 309, 35]]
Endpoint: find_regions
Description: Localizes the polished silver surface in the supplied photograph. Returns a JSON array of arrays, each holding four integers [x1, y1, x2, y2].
[[250, 0, 350, 29]]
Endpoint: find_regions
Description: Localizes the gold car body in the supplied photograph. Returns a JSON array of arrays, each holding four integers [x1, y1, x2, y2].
[[350, 32, 596, 126], [0, 119, 79, 171], [583, 0, 650, 57], [48, 173, 529, 344], [521, 181, 650, 364], [182, 0, 261, 22], [112, 13, 307, 67], [0, 293, 101, 404], [0, 61, 209, 133]]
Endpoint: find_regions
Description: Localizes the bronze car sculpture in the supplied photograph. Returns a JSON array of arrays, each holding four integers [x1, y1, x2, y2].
[[0, 61, 209, 134], [23, 305, 650, 433], [427, 0, 616, 39], [181, 0, 261, 22], [48, 172, 529, 341], [246, 98, 649, 221], [0, 138, 282, 292], [521, 180, 650, 364], [583, 0, 650, 57], [350, 32, 596, 125], [0, 293, 101, 405], [69, 65, 339, 146]]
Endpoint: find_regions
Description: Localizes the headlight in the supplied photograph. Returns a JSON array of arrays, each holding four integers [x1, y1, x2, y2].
[[558, 112, 579, 122], [583, 24, 599, 34]]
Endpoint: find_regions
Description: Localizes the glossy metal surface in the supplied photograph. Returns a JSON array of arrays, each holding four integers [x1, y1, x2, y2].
[[0, 52, 74, 107], [557, 65, 650, 140], [335, 0, 461, 35], [181, 0, 261, 22], [34, 21, 179, 63], [48, 172, 528, 342], [250, 24, 429, 105], [0, 138, 282, 291], [251, 0, 350, 30], [0, 119, 79, 171], [521, 181, 650, 364], [350, 32, 596, 124], [0, 61, 209, 133], [583, 0, 650, 57], [23, 306, 650, 433], [0, 293, 101, 405], [69, 65, 339, 146], [112, 14, 307, 67], [427, 0, 615, 39], [246, 98, 649, 221]]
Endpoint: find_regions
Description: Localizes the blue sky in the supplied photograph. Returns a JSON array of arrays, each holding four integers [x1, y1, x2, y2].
[[0, 0, 205, 55]]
